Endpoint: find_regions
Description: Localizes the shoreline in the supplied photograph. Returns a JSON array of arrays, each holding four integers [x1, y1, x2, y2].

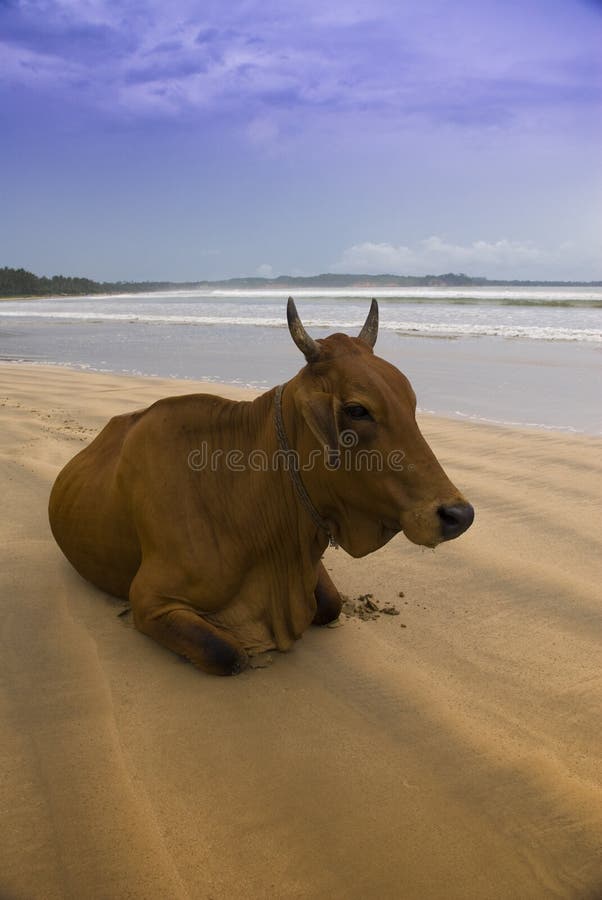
[[2, 293, 600, 436], [1, 357, 599, 439], [2, 362, 602, 897]]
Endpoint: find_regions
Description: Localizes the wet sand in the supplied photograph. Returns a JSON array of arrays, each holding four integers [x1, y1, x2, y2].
[[1, 363, 601, 899]]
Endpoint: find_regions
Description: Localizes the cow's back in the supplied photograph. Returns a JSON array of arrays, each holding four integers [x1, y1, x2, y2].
[[49, 409, 145, 598]]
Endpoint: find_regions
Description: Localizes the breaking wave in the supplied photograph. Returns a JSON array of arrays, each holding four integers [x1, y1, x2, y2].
[[1, 308, 601, 342], [2, 285, 602, 344]]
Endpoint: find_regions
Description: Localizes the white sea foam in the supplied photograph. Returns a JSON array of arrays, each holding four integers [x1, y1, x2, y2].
[[451, 410, 584, 433], [203, 287, 602, 303], [392, 322, 602, 342], [2, 308, 601, 342], [48, 286, 602, 302]]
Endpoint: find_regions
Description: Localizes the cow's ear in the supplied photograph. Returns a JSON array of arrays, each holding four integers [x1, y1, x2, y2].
[[298, 391, 341, 468]]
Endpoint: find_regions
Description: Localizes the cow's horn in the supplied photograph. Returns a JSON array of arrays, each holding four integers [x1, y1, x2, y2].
[[358, 298, 379, 348], [287, 297, 321, 362]]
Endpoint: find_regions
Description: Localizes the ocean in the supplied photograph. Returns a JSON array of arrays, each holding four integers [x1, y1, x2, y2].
[[1, 287, 601, 434]]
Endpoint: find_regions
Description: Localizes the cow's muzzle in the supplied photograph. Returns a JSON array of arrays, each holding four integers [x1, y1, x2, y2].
[[437, 502, 475, 541]]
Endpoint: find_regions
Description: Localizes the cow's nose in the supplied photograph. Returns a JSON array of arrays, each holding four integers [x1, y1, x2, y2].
[[437, 502, 475, 540]]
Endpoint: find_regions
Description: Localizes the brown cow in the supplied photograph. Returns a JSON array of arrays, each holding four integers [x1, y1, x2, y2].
[[49, 298, 474, 675]]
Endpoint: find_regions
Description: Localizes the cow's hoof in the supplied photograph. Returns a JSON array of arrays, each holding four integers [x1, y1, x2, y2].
[[312, 591, 343, 626], [198, 632, 249, 676], [229, 650, 249, 676], [215, 646, 249, 677]]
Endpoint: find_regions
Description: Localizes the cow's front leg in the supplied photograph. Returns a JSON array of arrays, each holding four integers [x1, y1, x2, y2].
[[313, 562, 343, 626], [130, 574, 248, 676]]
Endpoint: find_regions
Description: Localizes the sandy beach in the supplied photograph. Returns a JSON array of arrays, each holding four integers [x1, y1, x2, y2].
[[1, 362, 602, 899]]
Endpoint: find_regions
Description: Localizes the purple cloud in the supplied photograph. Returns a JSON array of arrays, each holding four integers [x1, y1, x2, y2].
[[1, 0, 600, 134]]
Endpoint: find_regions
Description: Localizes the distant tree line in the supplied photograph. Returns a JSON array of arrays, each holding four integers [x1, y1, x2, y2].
[[1, 265, 600, 298], [0, 267, 177, 297], [1, 266, 100, 297]]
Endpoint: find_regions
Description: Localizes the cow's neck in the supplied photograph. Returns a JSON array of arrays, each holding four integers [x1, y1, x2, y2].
[[269, 382, 335, 555], [273, 383, 338, 548]]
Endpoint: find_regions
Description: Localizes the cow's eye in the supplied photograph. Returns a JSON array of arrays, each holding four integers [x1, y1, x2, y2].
[[344, 404, 373, 421]]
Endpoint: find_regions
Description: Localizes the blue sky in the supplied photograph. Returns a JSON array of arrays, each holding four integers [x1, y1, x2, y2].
[[1, 0, 601, 281]]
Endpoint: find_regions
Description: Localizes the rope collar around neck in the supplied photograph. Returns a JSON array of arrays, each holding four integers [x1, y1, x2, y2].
[[273, 384, 338, 548]]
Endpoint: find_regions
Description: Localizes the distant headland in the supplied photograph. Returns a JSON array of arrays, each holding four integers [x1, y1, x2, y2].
[[1, 265, 601, 298]]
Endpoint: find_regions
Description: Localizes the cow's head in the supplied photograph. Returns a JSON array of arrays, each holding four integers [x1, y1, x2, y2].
[[285, 297, 474, 557]]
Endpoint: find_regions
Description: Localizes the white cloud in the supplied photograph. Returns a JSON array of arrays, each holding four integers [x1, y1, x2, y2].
[[334, 237, 552, 277], [256, 263, 274, 277]]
